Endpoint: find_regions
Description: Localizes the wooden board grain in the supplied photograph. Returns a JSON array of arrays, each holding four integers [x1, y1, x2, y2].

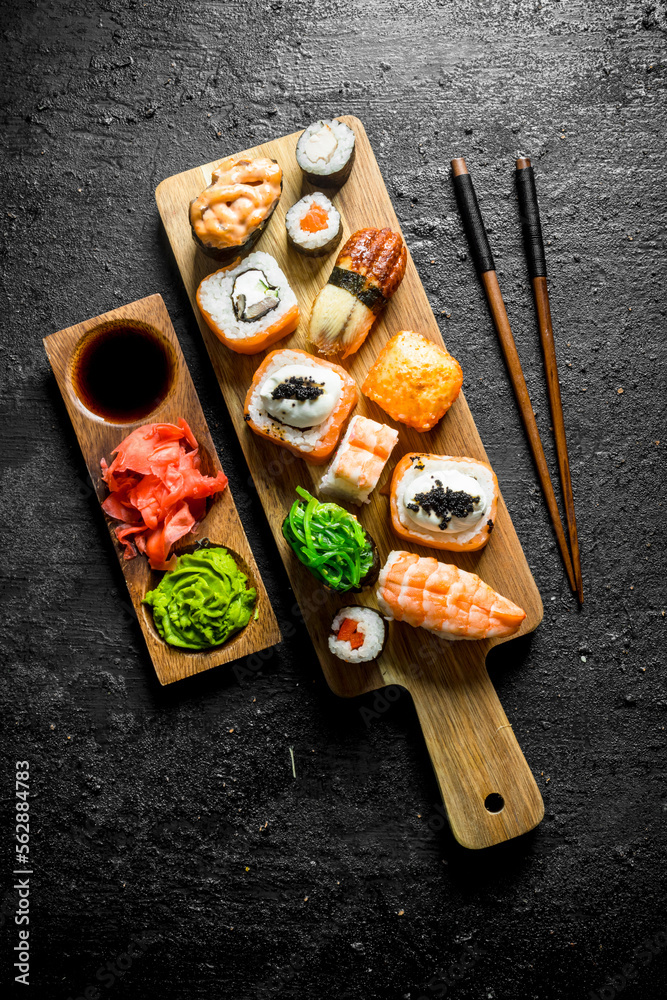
[[43, 294, 280, 686], [156, 117, 544, 847]]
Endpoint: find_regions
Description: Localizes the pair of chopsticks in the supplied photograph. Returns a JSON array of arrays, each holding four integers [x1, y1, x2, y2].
[[451, 156, 583, 604]]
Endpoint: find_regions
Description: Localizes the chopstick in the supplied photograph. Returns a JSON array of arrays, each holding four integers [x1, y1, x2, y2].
[[515, 156, 583, 604], [450, 156, 578, 597]]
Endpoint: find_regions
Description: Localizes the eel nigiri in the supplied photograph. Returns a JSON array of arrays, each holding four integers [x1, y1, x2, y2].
[[309, 228, 407, 359], [376, 550, 526, 641]]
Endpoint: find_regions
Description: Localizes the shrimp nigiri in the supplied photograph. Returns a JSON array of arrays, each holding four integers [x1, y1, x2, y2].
[[376, 550, 526, 641], [319, 414, 399, 505]]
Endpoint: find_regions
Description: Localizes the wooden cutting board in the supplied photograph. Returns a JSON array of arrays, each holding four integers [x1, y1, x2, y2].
[[156, 117, 544, 848], [43, 294, 280, 686]]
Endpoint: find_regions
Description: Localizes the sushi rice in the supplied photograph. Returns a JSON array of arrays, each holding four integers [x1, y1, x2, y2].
[[197, 252, 297, 345], [328, 606, 386, 663], [285, 192, 342, 256]]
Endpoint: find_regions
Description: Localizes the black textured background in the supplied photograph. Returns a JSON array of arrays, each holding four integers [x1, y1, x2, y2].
[[2, 2, 666, 999]]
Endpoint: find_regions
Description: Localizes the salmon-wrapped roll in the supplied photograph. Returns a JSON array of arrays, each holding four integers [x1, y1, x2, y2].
[[376, 550, 526, 641], [390, 453, 498, 551], [197, 252, 299, 355], [309, 228, 407, 359], [243, 348, 357, 465]]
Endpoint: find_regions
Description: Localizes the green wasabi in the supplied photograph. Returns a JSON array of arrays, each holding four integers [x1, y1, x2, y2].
[[143, 547, 257, 650]]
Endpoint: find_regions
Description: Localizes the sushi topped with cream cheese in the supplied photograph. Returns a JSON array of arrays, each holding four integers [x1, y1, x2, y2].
[[390, 454, 499, 552], [259, 365, 344, 429], [296, 119, 356, 187], [243, 348, 358, 464]]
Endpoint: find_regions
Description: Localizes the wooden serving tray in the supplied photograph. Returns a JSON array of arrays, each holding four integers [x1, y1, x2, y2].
[[43, 293, 280, 686], [156, 117, 544, 847]]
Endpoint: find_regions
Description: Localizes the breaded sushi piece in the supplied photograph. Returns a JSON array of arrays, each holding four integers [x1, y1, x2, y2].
[[319, 414, 399, 506], [309, 228, 407, 359], [197, 252, 299, 355], [362, 330, 462, 432], [376, 550, 526, 641], [243, 348, 357, 465], [285, 192, 342, 258], [295, 119, 356, 187], [189, 156, 282, 263], [390, 453, 498, 552]]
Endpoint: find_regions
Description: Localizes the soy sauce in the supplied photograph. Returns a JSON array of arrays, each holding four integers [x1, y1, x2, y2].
[[72, 322, 175, 423]]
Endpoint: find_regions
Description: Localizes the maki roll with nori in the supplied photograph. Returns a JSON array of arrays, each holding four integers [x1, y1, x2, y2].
[[189, 156, 282, 263], [285, 192, 343, 258], [328, 606, 386, 663], [295, 119, 356, 187], [282, 487, 380, 593]]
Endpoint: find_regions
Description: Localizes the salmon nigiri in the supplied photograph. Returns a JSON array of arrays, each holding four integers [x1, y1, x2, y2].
[[376, 550, 526, 641]]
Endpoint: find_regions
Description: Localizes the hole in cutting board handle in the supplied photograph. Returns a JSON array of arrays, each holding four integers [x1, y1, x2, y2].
[[484, 793, 505, 814]]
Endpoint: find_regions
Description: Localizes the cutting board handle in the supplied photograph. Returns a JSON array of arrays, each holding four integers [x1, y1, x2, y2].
[[404, 644, 544, 849]]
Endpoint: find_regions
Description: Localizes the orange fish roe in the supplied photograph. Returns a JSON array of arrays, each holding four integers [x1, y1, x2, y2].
[[337, 617, 364, 649], [300, 202, 330, 233]]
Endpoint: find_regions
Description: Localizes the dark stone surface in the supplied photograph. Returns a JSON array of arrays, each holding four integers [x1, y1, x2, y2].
[[1, 2, 666, 998]]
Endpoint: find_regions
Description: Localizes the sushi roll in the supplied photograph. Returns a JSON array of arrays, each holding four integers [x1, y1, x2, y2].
[[376, 550, 526, 641], [361, 330, 463, 432], [243, 348, 358, 465], [285, 192, 343, 258], [309, 228, 407, 359], [282, 487, 380, 592], [328, 606, 386, 663], [319, 414, 399, 506], [189, 156, 282, 263], [197, 251, 299, 355], [390, 454, 499, 552], [295, 119, 356, 187]]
